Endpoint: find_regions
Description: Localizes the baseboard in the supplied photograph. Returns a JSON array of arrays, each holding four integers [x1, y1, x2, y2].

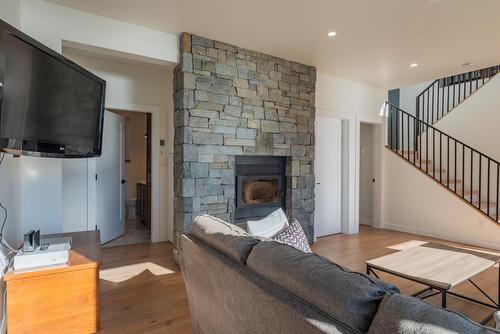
[[359, 218, 372, 226], [381, 223, 500, 251]]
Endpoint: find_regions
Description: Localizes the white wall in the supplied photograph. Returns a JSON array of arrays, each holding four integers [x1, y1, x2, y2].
[[63, 51, 174, 242], [20, 158, 63, 233], [0, 0, 20, 28], [316, 73, 387, 123], [382, 150, 500, 250], [315, 72, 387, 233], [399, 80, 433, 116], [19, 0, 177, 62]]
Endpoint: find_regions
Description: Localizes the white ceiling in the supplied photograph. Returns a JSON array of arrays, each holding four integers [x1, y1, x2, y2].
[[45, 0, 500, 89]]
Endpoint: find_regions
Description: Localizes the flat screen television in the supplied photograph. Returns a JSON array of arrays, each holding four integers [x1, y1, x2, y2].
[[0, 19, 106, 158]]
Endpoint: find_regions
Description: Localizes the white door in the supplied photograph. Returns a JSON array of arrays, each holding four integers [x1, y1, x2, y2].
[[96, 111, 125, 244], [315, 116, 342, 237]]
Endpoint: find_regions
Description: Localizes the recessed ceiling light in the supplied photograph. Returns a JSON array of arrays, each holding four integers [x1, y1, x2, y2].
[[462, 62, 474, 67], [410, 63, 419, 68], [327, 31, 337, 37]]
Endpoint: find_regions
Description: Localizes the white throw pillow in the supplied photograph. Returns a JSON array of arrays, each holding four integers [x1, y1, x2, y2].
[[247, 208, 289, 238]]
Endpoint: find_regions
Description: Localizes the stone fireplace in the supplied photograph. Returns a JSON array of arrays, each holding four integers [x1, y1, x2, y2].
[[173, 33, 316, 252]]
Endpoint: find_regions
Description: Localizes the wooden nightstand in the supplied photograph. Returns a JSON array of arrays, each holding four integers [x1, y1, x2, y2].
[[4, 230, 101, 334]]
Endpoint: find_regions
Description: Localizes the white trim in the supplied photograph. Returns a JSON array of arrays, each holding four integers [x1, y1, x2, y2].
[[359, 218, 372, 226], [316, 107, 386, 236], [381, 223, 500, 251], [88, 101, 162, 243]]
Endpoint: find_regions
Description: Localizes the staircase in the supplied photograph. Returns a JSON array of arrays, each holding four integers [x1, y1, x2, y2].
[[416, 65, 500, 125], [386, 70, 500, 225]]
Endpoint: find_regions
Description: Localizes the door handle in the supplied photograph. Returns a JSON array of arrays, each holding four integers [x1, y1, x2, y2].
[[121, 179, 127, 184]]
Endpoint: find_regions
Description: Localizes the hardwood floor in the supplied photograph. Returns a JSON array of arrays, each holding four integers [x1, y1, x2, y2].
[[99, 242, 191, 333], [313, 226, 499, 327], [98, 226, 498, 333]]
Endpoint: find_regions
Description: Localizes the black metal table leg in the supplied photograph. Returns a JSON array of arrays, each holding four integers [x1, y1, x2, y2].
[[441, 289, 447, 308], [366, 264, 370, 275]]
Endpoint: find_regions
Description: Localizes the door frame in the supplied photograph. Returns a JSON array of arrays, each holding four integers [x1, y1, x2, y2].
[[315, 108, 358, 236], [87, 101, 162, 243], [315, 108, 384, 238]]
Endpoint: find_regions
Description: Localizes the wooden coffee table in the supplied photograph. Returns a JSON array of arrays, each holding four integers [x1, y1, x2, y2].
[[366, 242, 500, 324]]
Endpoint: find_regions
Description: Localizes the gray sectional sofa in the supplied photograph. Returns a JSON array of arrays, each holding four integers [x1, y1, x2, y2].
[[180, 215, 500, 334]]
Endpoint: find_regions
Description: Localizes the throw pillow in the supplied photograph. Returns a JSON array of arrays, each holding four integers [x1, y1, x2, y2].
[[272, 219, 312, 253], [247, 208, 289, 238]]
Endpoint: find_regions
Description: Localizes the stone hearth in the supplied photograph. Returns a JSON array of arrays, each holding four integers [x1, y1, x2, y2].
[[173, 33, 316, 251]]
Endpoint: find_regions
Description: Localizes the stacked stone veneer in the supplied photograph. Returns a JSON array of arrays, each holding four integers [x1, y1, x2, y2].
[[173, 33, 316, 251]]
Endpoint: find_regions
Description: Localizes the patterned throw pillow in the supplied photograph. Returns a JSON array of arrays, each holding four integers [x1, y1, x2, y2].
[[271, 219, 312, 253]]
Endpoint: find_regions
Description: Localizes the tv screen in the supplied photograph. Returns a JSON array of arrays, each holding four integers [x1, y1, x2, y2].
[[0, 20, 105, 158]]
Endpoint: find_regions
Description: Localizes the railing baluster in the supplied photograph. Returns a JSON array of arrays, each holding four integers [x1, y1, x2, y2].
[[437, 80, 441, 120], [413, 116, 417, 164], [426, 121, 429, 173], [453, 75, 456, 108], [431, 85, 434, 123], [396, 110, 404, 157], [469, 71, 473, 95], [407, 113, 410, 160], [462, 145, 465, 198], [447, 78, 450, 113], [433, 128, 436, 179], [463, 73, 466, 100], [471, 149, 474, 204], [487, 158, 490, 216], [389, 105, 393, 149], [419, 119, 423, 170], [458, 74, 462, 105], [426, 91, 430, 125], [479, 154, 482, 211], [441, 79, 445, 119], [497, 164, 499, 222], [447, 137, 450, 188], [439, 132, 442, 183], [454, 139, 457, 193]]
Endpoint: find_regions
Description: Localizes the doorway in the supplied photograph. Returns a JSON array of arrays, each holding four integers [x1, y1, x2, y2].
[[359, 123, 374, 226], [103, 109, 152, 247]]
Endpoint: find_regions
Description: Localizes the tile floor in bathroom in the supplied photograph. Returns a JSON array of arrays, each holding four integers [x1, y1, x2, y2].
[[102, 218, 150, 248]]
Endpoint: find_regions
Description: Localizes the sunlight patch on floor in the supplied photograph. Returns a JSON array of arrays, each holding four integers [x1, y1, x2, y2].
[[100, 262, 175, 283], [387, 240, 428, 250]]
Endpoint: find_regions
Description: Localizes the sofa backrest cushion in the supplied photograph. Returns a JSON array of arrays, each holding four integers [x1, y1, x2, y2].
[[247, 241, 400, 333], [368, 294, 499, 334], [191, 214, 260, 264]]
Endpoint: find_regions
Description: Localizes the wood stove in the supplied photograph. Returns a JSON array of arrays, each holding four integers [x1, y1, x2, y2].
[[234, 156, 286, 223]]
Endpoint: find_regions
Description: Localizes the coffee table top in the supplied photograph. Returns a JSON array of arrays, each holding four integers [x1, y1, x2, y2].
[[366, 243, 500, 289]]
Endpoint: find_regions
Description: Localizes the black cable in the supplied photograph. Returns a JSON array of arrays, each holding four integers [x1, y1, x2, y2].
[[0, 152, 6, 239], [0, 153, 14, 253]]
